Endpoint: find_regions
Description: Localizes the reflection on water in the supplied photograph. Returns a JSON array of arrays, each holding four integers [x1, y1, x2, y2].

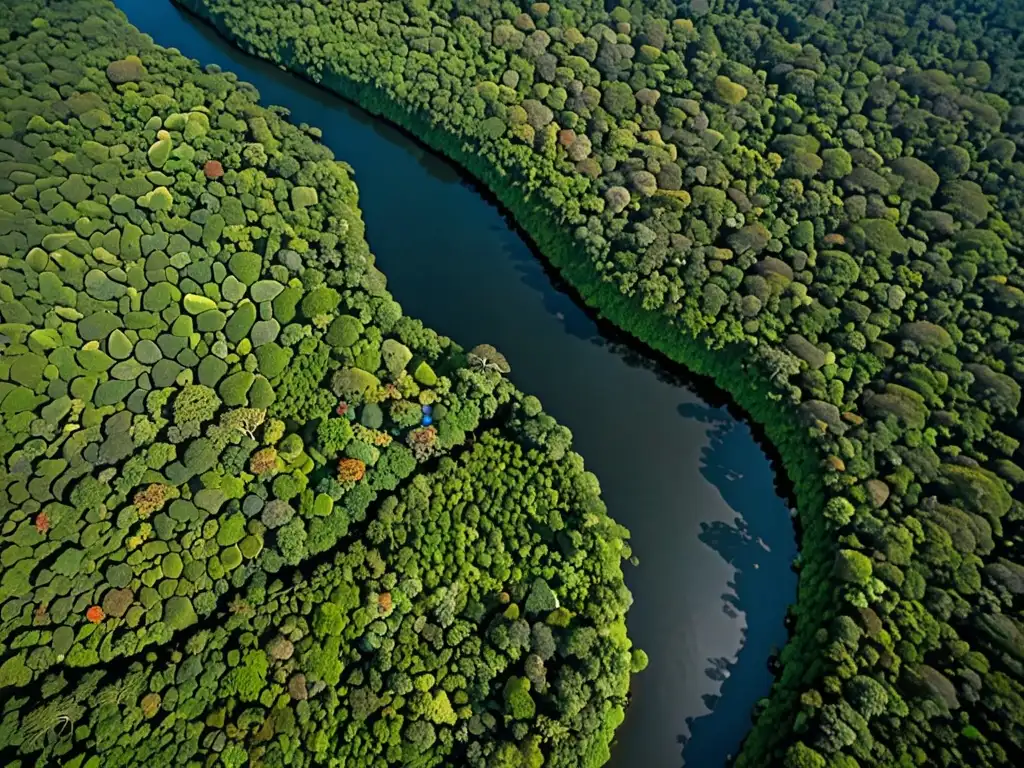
[[680, 403, 794, 767]]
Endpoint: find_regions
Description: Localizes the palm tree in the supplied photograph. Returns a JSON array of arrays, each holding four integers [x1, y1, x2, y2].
[[467, 344, 511, 374], [20, 696, 84, 750]]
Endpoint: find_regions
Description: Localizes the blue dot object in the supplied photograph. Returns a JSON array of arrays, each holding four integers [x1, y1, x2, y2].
[[422, 415, 433, 426]]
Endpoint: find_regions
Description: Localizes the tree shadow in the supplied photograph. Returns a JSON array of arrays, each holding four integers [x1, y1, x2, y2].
[[674, 403, 797, 767], [501, 236, 598, 342]]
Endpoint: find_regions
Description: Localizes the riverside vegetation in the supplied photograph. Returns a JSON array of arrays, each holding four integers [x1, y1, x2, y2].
[[0, 1, 643, 766], [170, 0, 1024, 766]]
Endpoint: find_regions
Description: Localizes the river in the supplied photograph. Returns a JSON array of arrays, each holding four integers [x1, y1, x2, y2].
[[112, 2, 798, 764]]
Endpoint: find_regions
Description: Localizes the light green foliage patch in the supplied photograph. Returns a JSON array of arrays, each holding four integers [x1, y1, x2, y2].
[[0, 7, 634, 768]]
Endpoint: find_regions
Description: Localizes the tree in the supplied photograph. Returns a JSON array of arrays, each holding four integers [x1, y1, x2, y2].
[[834, 549, 873, 583], [250, 447, 279, 475], [713, 75, 747, 104], [174, 385, 221, 425], [846, 675, 888, 718], [381, 339, 413, 377], [134, 484, 169, 517], [531, 623, 557, 661], [183, 438, 219, 474], [601, 81, 636, 118], [301, 285, 341, 319], [784, 743, 826, 768], [467, 344, 511, 374], [503, 676, 536, 720], [525, 578, 558, 614], [221, 408, 266, 440], [338, 458, 366, 483], [604, 185, 631, 213], [317, 418, 354, 455], [823, 497, 855, 527], [630, 649, 649, 673]]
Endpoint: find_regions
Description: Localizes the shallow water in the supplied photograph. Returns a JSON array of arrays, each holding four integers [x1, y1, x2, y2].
[[113, 2, 798, 764]]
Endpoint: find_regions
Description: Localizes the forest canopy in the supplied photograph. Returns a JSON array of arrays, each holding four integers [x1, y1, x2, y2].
[[0, 2, 637, 766], [174, 0, 1024, 766]]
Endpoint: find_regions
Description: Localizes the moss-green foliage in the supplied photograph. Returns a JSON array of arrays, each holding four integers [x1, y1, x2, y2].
[[381, 338, 412, 377], [174, 0, 1024, 766], [326, 314, 363, 347], [254, 340, 290, 379], [228, 251, 261, 285], [890, 156, 941, 202], [218, 370, 255, 406], [414, 360, 438, 386], [0, 9, 634, 768], [713, 74, 747, 105], [5, 432, 632, 767], [300, 284, 341, 319]]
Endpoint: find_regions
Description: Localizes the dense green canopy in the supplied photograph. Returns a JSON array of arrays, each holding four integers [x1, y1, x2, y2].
[[175, 0, 1024, 766], [0, 2, 636, 766]]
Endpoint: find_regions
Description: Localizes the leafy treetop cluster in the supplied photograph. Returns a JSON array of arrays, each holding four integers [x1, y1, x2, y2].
[[0, 1, 638, 766], [177, 0, 1024, 766]]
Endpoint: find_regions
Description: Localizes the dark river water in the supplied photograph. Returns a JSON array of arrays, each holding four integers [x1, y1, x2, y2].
[[113, 2, 798, 764]]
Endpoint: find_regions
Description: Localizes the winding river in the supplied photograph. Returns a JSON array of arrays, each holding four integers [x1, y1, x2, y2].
[[114, 2, 798, 764]]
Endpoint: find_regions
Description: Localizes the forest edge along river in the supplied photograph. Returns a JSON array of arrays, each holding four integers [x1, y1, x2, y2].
[[113, 1, 798, 765]]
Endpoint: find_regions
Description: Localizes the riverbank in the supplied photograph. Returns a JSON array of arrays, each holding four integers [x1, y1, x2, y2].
[[170, 0, 833, 763]]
